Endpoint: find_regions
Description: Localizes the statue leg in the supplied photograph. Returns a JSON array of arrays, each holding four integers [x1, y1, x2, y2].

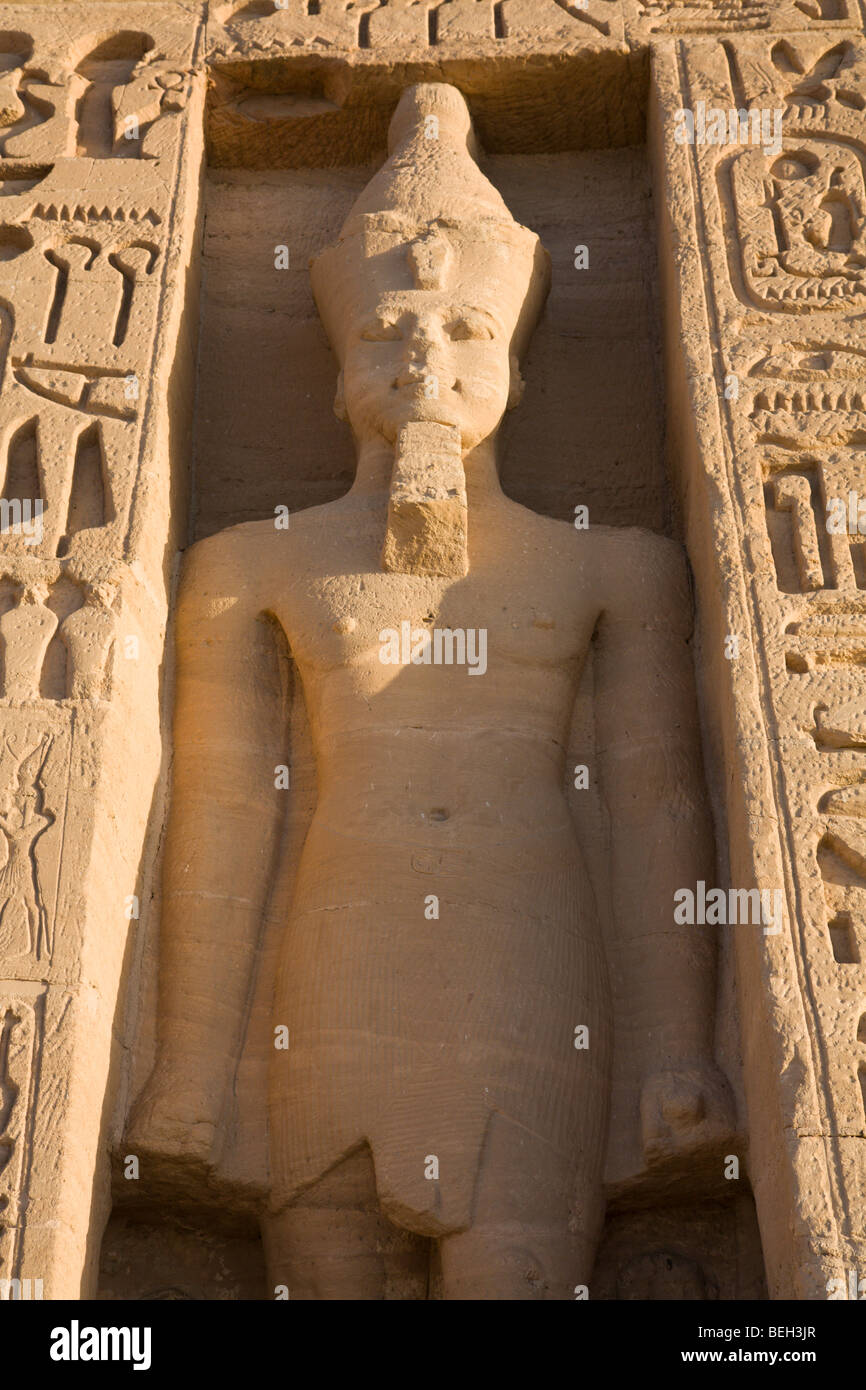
[[437, 1112, 604, 1301], [262, 1145, 429, 1300]]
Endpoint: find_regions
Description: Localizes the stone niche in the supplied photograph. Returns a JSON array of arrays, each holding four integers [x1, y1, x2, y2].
[[94, 21, 765, 1301]]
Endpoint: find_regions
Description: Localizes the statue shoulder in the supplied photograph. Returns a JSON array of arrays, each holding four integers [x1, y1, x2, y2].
[[584, 525, 693, 631], [177, 519, 285, 625]]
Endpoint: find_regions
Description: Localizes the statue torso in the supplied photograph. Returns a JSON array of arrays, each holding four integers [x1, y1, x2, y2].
[[224, 494, 618, 1219]]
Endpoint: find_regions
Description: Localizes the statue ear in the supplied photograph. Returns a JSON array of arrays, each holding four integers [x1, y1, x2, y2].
[[507, 354, 525, 410], [333, 370, 348, 422]]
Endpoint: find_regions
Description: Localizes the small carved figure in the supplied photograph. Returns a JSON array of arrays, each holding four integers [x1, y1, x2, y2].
[[60, 580, 116, 701], [0, 735, 53, 959], [0, 584, 57, 700]]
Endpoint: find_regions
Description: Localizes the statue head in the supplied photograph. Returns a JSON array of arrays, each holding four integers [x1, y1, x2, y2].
[[87, 577, 118, 609], [310, 83, 550, 452], [21, 580, 50, 606]]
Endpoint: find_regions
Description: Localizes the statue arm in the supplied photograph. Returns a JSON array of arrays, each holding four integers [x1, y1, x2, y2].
[[128, 529, 289, 1166], [594, 530, 734, 1168]]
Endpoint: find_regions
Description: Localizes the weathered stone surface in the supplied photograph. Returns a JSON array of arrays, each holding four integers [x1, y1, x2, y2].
[[651, 25, 866, 1296], [381, 422, 468, 576], [125, 79, 730, 1301], [0, 0, 863, 1310], [0, 1, 205, 1298]]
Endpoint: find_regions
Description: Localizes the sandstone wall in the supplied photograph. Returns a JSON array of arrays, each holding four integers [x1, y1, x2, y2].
[[0, 0, 861, 1302]]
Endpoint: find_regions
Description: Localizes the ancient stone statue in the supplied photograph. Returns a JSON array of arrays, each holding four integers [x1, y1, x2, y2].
[[128, 82, 732, 1300]]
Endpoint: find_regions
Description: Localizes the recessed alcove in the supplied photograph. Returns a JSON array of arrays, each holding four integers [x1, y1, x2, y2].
[[101, 47, 754, 1303], [190, 144, 669, 540]]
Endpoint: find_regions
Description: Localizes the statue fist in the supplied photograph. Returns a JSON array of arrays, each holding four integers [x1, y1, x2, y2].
[[125, 1066, 219, 1171], [640, 1062, 736, 1168]]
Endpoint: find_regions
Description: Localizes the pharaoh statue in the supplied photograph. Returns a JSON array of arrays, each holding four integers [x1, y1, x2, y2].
[[128, 83, 733, 1300]]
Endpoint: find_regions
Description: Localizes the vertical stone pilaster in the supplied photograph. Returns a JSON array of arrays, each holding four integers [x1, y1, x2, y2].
[[651, 30, 866, 1296], [0, 2, 205, 1298]]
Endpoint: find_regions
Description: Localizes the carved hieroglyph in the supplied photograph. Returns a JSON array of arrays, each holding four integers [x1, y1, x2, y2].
[[206, 0, 862, 60], [0, 4, 205, 1297], [0, 0, 863, 1304], [209, 0, 625, 59], [652, 28, 866, 1296], [0, 984, 43, 1283]]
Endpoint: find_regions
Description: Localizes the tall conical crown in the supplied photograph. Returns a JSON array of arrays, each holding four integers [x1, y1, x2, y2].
[[310, 83, 550, 364], [346, 83, 508, 226]]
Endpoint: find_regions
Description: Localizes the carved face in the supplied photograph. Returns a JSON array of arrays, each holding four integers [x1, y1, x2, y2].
[[341, 287, 518, 449], [91, 582, 117, 608]]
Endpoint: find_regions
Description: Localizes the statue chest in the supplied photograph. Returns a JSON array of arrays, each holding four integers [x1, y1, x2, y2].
[[280, 577, 595, 681]]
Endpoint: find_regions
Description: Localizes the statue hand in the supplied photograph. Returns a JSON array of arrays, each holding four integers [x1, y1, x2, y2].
[[125, 1064, 219, 1170], [640, 1061, 736, 1166]]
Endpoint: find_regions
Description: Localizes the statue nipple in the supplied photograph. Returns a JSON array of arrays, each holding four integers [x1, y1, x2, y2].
[[381, 421, 468, 578]]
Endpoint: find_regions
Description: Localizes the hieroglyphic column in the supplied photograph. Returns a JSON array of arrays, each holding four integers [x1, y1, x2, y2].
[[651, 23, 866, 1296], [0, 2, 205, 1297]]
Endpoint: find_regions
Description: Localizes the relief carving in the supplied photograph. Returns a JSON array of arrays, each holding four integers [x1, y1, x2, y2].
[[0, 583, 56, 698], [669, 27, 866, 1290], [0, 0, 203, 1306], [0, 987, 41, 1286], [0, 734, 53, 960], [210, 0, 620, 57], [731, 141, 866, 308], [0, 573, 116, 703]]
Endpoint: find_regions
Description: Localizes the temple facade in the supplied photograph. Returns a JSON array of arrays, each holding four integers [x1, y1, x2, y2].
[[0, 0, 863, 1301]]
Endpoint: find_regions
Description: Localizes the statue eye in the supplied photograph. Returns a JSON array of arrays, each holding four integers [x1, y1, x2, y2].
[[360, 318, 401, 341], [446, 315, 494, 341]]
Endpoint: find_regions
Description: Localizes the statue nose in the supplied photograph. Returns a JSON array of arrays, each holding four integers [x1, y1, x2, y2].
[[395, 362, 430, 387], [397, 337, 442, 386], [407, 337, 435, 361]]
